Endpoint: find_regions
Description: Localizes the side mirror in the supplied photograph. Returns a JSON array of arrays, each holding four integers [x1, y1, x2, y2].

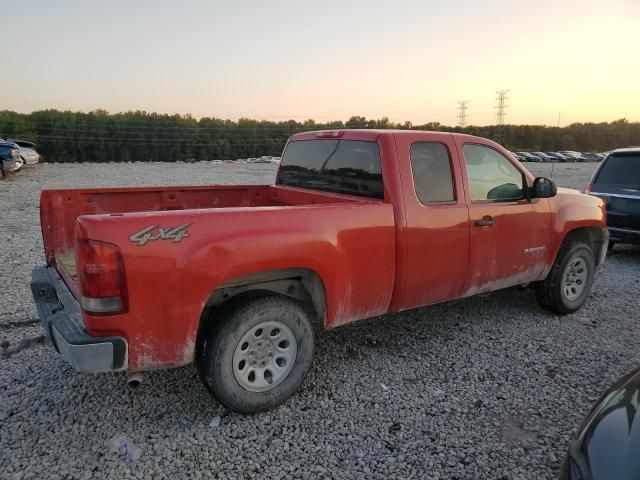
[[531, 177, 557, 198]]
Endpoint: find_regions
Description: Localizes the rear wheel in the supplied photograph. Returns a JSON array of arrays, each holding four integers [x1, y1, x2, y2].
[[535, 241, 595, 314], [198, 295, 314, 413]]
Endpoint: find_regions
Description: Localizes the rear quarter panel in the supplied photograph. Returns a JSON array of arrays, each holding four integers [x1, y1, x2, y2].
[[76, 202, 396, 370]]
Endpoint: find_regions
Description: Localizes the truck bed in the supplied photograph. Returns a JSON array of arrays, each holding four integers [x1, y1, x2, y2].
[[39, 184, 377, 288]]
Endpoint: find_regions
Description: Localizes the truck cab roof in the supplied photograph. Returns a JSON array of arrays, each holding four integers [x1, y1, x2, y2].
[[290, 129, 499, 145]]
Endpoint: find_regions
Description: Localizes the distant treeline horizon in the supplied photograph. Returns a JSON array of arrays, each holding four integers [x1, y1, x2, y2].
[[0, 109, 638, 162]]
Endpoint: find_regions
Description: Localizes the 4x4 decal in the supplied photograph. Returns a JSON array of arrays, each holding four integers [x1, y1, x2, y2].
[[129, 223, 192, 246]]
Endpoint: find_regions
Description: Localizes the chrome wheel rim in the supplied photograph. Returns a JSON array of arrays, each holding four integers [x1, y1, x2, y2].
[[232, 320, 297, 392], [562, 257, 588, 302]]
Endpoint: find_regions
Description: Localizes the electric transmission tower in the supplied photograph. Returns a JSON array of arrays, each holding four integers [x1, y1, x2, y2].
[[457, 100, 469, 128], [495, 90, 509, 125], [495, 89, 510, 142]]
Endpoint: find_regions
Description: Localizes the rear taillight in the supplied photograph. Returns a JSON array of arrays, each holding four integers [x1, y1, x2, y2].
[[584, 184, 592, 194], [77, 239, 128, 314]]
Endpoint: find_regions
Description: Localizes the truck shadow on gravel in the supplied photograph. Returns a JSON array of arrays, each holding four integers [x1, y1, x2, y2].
[[32, 284, 545, 417], [47, 278, 610, 415], [126, 285, 548, 408], [18, 243, 640, 412], [5, 267, 638, 479]]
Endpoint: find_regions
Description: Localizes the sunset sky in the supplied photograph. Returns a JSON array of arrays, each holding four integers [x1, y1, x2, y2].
[[3, 0, 639, 126]]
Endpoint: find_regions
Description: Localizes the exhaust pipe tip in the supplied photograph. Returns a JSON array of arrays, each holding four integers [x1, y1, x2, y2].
[[126, 372, 145, 390]]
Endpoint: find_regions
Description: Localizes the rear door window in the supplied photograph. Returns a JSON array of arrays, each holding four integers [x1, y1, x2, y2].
[[410, 142, 455, 204]]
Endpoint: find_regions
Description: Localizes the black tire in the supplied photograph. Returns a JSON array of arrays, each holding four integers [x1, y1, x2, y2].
[[535, 241, 595, 314], [199, 294, 314, 413]]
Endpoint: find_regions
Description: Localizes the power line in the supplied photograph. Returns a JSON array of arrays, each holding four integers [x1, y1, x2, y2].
[[0, 105, 495, 129], [457, 100, 469, 128], [20, 136, 288, 147]]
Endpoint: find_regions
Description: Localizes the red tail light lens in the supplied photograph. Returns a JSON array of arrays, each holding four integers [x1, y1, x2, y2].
[[77, 239, 128, 314]]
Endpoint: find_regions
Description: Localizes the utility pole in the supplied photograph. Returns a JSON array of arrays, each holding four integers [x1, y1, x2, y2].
[[457, 100, 469, 128], [495, 89, 509, 142], [557, 111, 562, 128]]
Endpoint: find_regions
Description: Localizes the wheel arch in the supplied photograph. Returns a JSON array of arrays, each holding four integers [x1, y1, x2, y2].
[[554, 226, 607, 267]]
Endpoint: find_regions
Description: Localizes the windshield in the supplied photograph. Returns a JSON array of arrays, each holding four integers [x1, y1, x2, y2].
[[596, 153, 640, 186], [276, 139, 384, 199]]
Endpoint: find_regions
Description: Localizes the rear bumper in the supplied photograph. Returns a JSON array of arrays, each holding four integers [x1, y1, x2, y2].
[[609, 226, 640, 245], [30, 266, 128, 372]]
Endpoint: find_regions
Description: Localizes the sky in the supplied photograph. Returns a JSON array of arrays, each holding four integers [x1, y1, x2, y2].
[[2, 0, 639, 126]]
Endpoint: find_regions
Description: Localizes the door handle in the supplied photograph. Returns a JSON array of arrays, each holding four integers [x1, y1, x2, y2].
[[474, 217, 497, 227]]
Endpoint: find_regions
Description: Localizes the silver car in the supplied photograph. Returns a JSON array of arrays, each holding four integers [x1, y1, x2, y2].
[[6, 139, 40, 165]]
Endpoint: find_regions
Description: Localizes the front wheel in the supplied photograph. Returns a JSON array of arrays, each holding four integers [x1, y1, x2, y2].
[[199, 295, 314, 413], [535, 242, 595, 314]]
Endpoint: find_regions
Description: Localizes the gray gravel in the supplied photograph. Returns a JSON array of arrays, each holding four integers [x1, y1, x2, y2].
[[1, 161, 639, 479]]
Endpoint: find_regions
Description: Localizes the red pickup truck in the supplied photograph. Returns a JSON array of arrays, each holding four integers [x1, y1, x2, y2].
[[31, 130, 608, 413]]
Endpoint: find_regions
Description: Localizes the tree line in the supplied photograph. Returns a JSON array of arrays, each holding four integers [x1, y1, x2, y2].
[[0, 109, 638, 163]]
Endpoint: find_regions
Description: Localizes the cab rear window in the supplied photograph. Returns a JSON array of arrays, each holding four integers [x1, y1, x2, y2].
[[276, 140, 383, 199]]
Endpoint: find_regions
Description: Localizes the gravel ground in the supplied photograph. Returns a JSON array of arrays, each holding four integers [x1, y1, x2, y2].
[[1, 161, 639, 480]]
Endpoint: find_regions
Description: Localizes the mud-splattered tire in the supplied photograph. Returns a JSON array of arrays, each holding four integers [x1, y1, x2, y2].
[[198, 295, 314, 413], [535, 241, 595, 314]]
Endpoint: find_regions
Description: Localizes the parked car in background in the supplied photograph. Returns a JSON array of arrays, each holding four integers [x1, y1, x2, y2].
[[515, 152, 543, 162], [1, 138, 40, 166], [586, 147, 640, 247], [511, 152, 527, 162], [0, 141, 23, 178], [531, 152, 556, 162], [547, 152, 574, 162], [583, 153, 605, 162], [560, 365, 640, 480], [559, 151, 587, 162]]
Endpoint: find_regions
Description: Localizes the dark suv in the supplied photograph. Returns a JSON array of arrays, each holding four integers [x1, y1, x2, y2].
[[0, 141, 22, 179], [587, 148, 640, 247]]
